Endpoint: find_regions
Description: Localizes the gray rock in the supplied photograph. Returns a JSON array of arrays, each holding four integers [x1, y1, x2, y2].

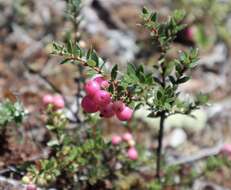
[[168, 128, 187, 148], [135, 108, 207, 131]]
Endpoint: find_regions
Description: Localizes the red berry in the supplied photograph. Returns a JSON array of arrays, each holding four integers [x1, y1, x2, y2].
[[127, 147, 138, 160], [93, 76, 109, 89], [53, 95, 65, 109], [116, 106, 133, 121], [100, 103, 115, 118], [81, 96, 99, 113], [93, 90, 111, 107], [84, 80, 100, 96], [111, 135, 122, 145], [112, 101, 125, 113], [42, 94, 53, 105]]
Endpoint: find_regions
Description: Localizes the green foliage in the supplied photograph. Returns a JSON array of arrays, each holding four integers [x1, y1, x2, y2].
[[26, 133, 109, 186], [141, 8, 186, 51], [38, 7, 210, 188], [170, 0, 231, 47], [23, 106, 139, 188], [24, 107, 109, 186], [147, 155, 231, 189], [147, 181, 162, 190], [52, 41, 105, 76], [66, 0, 82, 24], [53, 8, 208, 117], [0, 99, 25, 128], [206, 155, 231, 172], [141, 10, 208, 118]]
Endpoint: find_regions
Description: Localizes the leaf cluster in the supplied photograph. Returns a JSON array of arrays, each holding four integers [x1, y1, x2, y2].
[[52, 41, 105, 76], [141, 8, 186, 50], [0, 99, 25, 128], [140, 8, 208, 118], [25, 125, 110, 187]]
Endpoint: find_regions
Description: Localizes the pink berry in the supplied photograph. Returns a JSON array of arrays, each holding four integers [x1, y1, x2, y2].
[[42, 94, 53, 105], [93, 76, 109, 89], [185, 26, 196, 41], [53, 95, 65, 109], [101, 80, 110, 89], [221, 144, 231, 155], [26, 184, 37, 190], [116, 106, 133, 121], [93, 90, 111, 107], [127, 147, 138, 160], [112, 101, 125, 113], [81, 95, 99, 113], [122, 132, 133, 142], [93, 76, 104, 83], [84, 80, 100, 96], [111, 135, 122, 145], [100, 103, 115, 118]]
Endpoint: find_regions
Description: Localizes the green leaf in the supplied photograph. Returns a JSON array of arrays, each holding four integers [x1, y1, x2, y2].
[[0, 100, 25, 127], [194, 25, 210, 47], [169, 75, 176, 84], [91, 51, 99, 66], [172, 10, 185, 23], [111, 64, 118, 80], [127, 64, 136, 76], [196, 93, 209, 104], [156, 90, 162, 99], [87, 47, 93, 59], [145, 73, 153, 84], [177, 76, 190, 84], [108, 84, 114, 94], [47, 139, 59, 147], [142, 7, 148, 14], [60, 59, 70, 65], [52, 42, 59, 51], [134, 103, 143, 110], [179, 51, 187, 62], [164, 61, 175, 76], [67, 39, 73, 53], [87, 60, 97, 67], [150, 12, 157, 22], [98, 57, 105, 70], [73, 43, 83, 57]]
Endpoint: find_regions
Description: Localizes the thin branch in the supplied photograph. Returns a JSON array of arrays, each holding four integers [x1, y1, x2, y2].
[[57, 53, 103, 74], [156, 113, 166, 180], [167, 141, 223, 166]]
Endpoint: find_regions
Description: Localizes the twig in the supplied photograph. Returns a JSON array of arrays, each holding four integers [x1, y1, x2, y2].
[[156, 113, 166, 180], [167, 142, 223, 166], [58, 53, 103, 74]]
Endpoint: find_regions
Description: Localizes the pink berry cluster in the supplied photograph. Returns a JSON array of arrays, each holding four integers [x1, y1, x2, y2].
[[111, 132, 138, 160], [81, 76, 133, 121], [42, 94, 65, 110]]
